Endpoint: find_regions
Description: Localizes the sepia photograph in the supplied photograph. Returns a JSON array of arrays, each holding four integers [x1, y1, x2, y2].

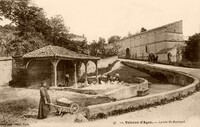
[[0, 0, 200, 127]]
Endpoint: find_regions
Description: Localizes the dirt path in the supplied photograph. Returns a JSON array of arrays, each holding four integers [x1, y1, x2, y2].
[[103, 61, 123, 75]]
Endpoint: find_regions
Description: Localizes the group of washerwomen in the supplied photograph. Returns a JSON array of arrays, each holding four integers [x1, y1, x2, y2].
[[98, 73, 120, 84], [148, 53, 158, 63]]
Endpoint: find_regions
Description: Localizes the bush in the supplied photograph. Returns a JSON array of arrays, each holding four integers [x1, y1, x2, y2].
[[9, 68, 27, 87], [177, 61, 200, 68], [184, 33, 200, 62]]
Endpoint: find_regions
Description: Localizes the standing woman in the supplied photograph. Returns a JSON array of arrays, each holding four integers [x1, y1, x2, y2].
[[65, 74, 70, 87], [38, 81, 51, 119]]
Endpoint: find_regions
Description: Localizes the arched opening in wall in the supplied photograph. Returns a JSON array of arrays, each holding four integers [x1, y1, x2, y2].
[[79, 60, 97, 84], [27, 60, 52, 88], [167, 53, 172, 63], [126, 48, 131, 59], [57, 60, 75, 87]]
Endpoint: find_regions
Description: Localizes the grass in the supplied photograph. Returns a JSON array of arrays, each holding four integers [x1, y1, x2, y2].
[[0, 98, 37, 125], [174, 61, 200, 68], [108, 61, 163, 84], [121, 61, 169, 83], [0, 86, 114, 125], [0, 99, 36, 116]]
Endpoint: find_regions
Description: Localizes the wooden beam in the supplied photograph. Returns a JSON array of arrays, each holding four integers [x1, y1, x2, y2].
[[95, 60, 98, 84], [84, 61, 88, 85], [73, 61, 77, 88], [50, 59, 60, 87]]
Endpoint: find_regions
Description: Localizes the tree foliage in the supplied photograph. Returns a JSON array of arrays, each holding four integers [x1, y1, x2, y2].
[[46, 15, 69, 45], [107, 35, 121, 44], [0, 0, 46, 35], [184, 33, 200, 62], [0, 0, 72, 56], [0, 0, 118, 58], [89, 37, 119, 58]]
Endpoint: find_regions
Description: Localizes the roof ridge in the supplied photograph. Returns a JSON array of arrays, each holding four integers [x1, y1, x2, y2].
[[48, 45, 56, 56], [119, 20, 182, 41], [23, 45, 100, 60]]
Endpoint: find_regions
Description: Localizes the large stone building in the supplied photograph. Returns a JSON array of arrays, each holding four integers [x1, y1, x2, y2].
[[106, 20, 185, 62]]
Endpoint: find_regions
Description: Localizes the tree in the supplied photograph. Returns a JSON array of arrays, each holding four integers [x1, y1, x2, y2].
[[184, 33, 200, 62], [107, 35, 121, 44], [89, 40, 98, 56], [0, 0, 73, 56], [4, 35, 46, 56], [88, 37, 105, 57], [0, 0, 50, 56], [104, 44, 120, 57], [140, 27, 147, 33], [46, 15, 70, 45], [97, 37, 106, 56], [0, 0, 47, 36], [89, 37, 120, 58]]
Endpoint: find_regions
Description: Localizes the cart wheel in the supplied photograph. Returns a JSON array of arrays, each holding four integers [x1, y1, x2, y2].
[[70, 103, 79, 114]]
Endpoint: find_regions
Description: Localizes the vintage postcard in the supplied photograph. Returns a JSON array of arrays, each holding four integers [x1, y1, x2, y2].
[[0, 0, 200, 127]]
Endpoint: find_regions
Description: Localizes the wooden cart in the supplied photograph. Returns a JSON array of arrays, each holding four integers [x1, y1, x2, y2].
[[47, 98, 79, 115]]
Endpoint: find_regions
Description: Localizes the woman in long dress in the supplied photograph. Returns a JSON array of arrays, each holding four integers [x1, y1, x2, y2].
[[38, 81, 51, 119]]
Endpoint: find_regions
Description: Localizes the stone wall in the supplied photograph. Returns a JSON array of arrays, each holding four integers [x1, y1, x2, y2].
[[26, 60, 76, 88], [26, 60, 52, 88], [0, 57, 12, 86], [105, 21, 184, 62], [122, 61, 193, 86], [85, 62, 199, 119], [86, 83, 197, 119], [104, 85, 137, 100], [104, 78, 148, 100]]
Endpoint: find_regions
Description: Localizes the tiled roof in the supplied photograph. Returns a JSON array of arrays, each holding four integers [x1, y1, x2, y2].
[[119, 20, 182, 41], [23, 45, 99, 60], [156, 48, 173, 54]]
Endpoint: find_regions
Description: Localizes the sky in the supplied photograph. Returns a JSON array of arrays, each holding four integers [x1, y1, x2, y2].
[[1, 0, 200, 42]]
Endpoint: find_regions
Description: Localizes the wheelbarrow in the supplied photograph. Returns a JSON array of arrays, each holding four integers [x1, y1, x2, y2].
[[47, 98, 79, 115]]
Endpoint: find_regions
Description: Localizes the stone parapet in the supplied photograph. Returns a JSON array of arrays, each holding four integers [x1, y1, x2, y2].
[[85, 61, 199, 120]]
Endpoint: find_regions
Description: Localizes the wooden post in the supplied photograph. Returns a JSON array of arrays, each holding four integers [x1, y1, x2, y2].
[[50, 59, 60, 87], [74, 61, 77, 88], [95, 60, 98, 84], [84, 61, 88, 84]]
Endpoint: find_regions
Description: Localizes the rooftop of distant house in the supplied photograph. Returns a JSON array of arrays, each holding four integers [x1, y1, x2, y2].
[[68, 33, 86, 41]]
